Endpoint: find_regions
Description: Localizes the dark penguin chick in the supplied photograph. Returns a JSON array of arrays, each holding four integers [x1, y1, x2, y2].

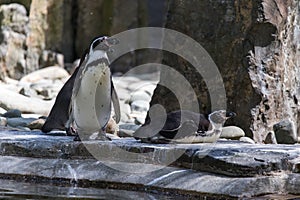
[[134, 110, 210, 141], [135, 110, 235, 144], [158, 110, 210, 139]]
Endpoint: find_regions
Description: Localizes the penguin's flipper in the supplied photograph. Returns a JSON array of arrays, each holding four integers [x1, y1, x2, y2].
[[111, 82, 121, 123]]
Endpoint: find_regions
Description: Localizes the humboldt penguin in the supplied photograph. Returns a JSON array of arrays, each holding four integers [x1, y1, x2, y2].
[[66, 36, 120, 141], [134, 110, 235, 144], [41, 53, 86, 133]]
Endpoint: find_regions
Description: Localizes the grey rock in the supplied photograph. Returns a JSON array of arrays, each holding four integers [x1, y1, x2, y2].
[[19, 66, 69, 84], [40, 50, 64, 68], [115, 87, 131, 101], [221, 126, 245, 139], [118, 129, 135, 137], [130, 90, 152, 102], [130, 111, 147, 125], [0, 87, 54, 115], [239, 136, 255, 144], [29, 79, 64, 100], [2, 109, 22, 118], [0, 3, 28, 80], [120, 101, 131, 115], [19, 86, 38, 98], [0, 3, 28, 33], [120, 113, 133, 124], [264, 131, 277, 144], [7, 117, 37, 127], [26, 0, 64, 71], [273, 119, 297, 144], [118, 123, 140, 137], [131, 100, 149, 112], [27, 118, 45, 130], [0, 107, 6, 115], [0, 117, 7, 126], [142, 83, 157, 96], [119, 123, 140, 131]]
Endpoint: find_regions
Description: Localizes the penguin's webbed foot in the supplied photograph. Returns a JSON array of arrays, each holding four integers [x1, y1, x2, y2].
[[66, 126, 77, 136], [73, 135, 81, 141]]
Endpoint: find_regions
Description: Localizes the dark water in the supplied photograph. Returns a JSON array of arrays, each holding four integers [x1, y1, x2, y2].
[[0, 179, 185, 200]]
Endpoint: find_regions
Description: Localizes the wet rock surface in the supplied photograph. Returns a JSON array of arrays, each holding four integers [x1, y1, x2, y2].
[[0, 129, 299, 198]]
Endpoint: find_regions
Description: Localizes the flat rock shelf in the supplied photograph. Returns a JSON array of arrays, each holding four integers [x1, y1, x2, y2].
[[0, 130, 299, 199]]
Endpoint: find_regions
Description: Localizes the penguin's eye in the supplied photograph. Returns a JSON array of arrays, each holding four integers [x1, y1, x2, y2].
[[92, 39, 101, 50]]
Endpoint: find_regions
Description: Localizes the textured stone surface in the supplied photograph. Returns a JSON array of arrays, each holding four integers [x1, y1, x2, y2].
[[0, 130, 299, 177], [26, 0, 64, 71], [0, 87, 54, 115], [2, 109, 22, 118], [273, 119, 298, 144], [248, 0, 300, 142], [220, 126, 245, 139], [149, 0, 300, 143], [0, 130, 299, 197], [0, 3, 28, 80], [6, 117, 36, 127]]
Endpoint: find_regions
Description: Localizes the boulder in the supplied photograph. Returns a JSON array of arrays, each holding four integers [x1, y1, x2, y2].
[[239, 136, 256, 144], [221, 126, 245, 139], [7, 117, 37, 127], [0, 116, 7, 126], [2, 109, 22, 118], [131, 100, 149, 112], [0, 87, 54, 115], [264, 131, 277, 144], [0, 3, 28, 80], [20, 66, 69, 84], [27, 118, 45, 130], [273, 119, 297, 144], [26, 0, 64, 71]]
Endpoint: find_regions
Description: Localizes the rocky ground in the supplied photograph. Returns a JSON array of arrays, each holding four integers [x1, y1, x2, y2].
[[0, 65, 250, 143], [0, 66, 300, 198], [0, 66, 159, 133]]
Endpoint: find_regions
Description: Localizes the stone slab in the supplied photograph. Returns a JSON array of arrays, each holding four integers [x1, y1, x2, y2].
[[0, 130, 299, 177], [0, 156, 299, 198]]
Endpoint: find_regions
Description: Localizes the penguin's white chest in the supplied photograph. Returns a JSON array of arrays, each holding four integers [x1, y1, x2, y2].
[[73, 63, 111, 132]]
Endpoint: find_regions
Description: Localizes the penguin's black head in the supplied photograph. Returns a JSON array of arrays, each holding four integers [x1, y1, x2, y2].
[[89, 36, 119, 54], [90, 36, 109, 53]]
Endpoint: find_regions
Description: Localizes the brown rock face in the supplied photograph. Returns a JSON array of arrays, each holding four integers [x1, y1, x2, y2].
[[26, 0, 64, 72], [150, 0, 300, 142], [0, 3, 28, 80]]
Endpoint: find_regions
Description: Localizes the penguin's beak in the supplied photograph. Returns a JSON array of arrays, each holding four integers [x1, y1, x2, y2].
[[226, 111, 236, 119], [105, 37, 119, 46]]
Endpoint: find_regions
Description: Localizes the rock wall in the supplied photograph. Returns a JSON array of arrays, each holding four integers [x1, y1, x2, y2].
[[249, 0, 300, 142], [0, 0, 167, 78], [0, 3, 28, 80], [150, 0, 300, 142]]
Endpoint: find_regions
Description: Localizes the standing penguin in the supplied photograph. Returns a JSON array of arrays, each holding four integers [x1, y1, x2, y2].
[[41, 59, 83, 133], [66, 36, 120, 141]]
